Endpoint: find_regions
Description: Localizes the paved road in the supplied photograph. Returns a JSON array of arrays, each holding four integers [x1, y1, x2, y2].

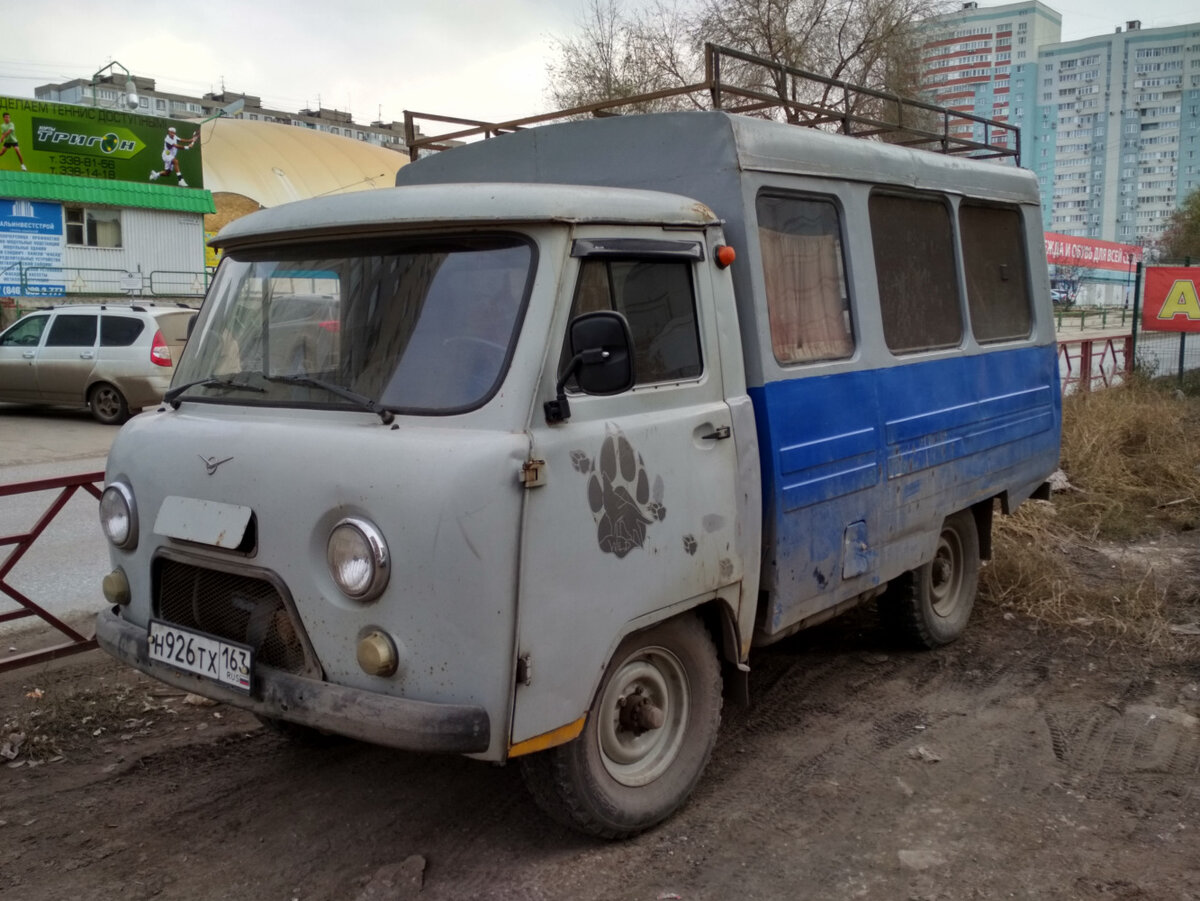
[[0, 403, 120, 640]]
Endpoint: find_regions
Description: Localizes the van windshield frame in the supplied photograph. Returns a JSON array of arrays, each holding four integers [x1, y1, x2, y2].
[[174, 234, 536, 416]]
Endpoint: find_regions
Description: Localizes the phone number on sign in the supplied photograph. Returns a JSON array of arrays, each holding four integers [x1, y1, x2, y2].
[[46, 154, 117, 178]]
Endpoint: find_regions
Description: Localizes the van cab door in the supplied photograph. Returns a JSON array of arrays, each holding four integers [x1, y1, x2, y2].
[[513, 230, 745, 748]]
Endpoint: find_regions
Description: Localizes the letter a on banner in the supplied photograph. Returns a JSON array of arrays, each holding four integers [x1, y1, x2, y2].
[[1143, 268, 1200, 333], [1158, 281, 1200, 322]]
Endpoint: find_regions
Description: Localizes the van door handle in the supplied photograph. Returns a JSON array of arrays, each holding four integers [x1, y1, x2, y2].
[[23, 351, 35, 359], [80, 351, 95, 359], [700, 425, 731, 440]]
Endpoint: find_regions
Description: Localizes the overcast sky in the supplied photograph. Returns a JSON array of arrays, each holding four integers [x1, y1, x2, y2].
[[0, 0, 1195, 127]]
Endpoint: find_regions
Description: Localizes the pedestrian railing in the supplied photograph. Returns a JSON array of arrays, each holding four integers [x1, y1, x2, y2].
[[0, 472, 104, 672], [1058, 334, 1133, 394]]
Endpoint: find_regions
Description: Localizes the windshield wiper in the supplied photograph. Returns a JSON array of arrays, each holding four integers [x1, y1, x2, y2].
[[164, 375, 267, 407], [264, 375, 395, 424]]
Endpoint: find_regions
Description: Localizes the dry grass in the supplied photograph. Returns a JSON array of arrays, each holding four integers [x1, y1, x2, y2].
[[982, 377, 1200, 651], [1057, 376, 1200, 538]]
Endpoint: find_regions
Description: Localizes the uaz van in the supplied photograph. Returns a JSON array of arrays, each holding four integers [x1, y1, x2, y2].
[[96, 50, 1061, 838]]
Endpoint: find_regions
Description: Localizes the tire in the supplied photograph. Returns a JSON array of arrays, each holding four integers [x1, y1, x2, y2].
[[519, 614, 722, 839], [878, 509, 980, 649], [254, 714, 346, 748], [88, 382, 130, 425]]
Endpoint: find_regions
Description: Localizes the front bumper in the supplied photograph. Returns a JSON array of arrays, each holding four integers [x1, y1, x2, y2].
[[96, 607, 490, 754]]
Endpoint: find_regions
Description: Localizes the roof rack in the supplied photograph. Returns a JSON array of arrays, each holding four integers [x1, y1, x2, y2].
[[404, 43, 1019, 167]]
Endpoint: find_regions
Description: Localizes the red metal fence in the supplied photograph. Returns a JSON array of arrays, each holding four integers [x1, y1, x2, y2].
[[1058, 334, 1133, 394], [0, 471, 104, 672]]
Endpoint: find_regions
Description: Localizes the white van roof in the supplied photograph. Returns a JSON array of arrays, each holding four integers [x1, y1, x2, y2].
[[212, 182, 719, 249]]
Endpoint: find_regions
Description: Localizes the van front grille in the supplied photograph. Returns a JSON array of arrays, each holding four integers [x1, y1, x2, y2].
[[153, 558, 312, 675]]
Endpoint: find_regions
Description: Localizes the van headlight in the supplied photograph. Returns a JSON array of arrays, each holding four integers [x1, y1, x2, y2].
[[327, 518, 389, 601], [99, 483, 138, 550]]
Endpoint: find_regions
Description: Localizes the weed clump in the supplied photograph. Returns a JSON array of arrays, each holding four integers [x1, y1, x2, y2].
[[983, 377, 1200, 651]]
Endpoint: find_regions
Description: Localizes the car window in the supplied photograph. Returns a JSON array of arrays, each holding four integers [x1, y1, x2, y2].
[[100, 315, 146, 347], [45, 314, 98, 348], [1, 314, 50, 347]]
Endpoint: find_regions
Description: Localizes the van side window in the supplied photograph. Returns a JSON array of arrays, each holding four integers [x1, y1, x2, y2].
[[756, 194, 854, 364], [44, 314, 97, 347], [869, 193, 962, 354], [959, 204, 1033, 343], [565, 258, 702, 385]]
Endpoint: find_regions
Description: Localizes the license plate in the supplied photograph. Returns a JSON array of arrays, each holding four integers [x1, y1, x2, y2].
[[148, 620, 253, 693]]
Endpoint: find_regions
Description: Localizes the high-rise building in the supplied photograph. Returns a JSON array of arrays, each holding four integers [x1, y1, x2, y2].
[[922, 3, 1200, 251], [921, 1, 1062, 162], [1035, 20, 1200, 245]]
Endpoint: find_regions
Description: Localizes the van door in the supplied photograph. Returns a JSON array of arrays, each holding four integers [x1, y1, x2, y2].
[[513, 234, 743, 747], [34, 312, 98, 403]]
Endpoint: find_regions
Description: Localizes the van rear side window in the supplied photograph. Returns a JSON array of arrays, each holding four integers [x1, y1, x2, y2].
[[869, 193, 962, 355], [756, 194, 854, 365], [959, 204, 1033, 343]]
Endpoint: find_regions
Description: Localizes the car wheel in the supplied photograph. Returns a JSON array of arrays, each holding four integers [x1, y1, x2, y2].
[[878, 509, 980, 649], [519, 614, 722, 839], [88, 382, 130, 425]]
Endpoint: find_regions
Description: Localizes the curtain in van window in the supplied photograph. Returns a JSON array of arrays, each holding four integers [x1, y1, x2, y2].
[[759, 228, 853, 364]]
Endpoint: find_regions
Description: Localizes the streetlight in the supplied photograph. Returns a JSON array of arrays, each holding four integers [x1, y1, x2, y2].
[[92, 61, 139, 111]]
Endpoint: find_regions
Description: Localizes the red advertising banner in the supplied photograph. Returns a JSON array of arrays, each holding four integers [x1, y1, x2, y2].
[[1142, 267, 1200, 333], [1044, 232, 1141, 273]]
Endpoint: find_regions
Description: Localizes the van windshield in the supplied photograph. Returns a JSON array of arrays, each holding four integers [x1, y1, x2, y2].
[[173, 235, 533, 414]]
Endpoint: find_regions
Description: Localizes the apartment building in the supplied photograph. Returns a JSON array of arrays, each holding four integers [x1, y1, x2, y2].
[[923, 3, 1200, 252], [1035, 21, 1200, 245], [921, 1, 1062, 162], [34, 74, 412, 155]]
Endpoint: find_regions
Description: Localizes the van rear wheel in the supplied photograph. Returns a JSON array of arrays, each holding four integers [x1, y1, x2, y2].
[[519, 614, 722, 839], [878, 509, 980, 649], [88, 382, 130, 425]]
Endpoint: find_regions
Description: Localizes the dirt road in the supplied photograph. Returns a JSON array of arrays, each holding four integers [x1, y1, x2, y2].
[[3, 599, 1197, 901]]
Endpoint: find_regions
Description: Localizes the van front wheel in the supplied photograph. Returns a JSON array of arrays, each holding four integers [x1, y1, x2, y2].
[[878, 509, 980, 649], [519, 614, 722, 839]]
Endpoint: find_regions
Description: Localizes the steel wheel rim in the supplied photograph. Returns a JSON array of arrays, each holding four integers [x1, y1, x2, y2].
[[597, 647, 689, 787], [929, 527, 964, 618]]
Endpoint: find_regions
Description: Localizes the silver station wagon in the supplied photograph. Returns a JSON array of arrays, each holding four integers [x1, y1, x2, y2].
[[0, 302, 196, 423]]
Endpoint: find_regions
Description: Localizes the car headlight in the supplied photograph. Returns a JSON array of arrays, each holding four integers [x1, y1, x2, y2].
[[327, 517, 389, 601], [99, 482, 138, 550]]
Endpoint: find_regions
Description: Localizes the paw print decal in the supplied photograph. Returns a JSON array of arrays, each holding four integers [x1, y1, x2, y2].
[[582, 425, 666, 558], [569, 450, 592, 474]]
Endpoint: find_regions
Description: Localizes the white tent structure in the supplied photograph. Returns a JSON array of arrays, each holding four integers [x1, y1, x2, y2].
[[198, 117, 405, 209]]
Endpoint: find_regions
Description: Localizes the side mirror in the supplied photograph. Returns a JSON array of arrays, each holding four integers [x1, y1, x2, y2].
[[545, 311, 636, 423]]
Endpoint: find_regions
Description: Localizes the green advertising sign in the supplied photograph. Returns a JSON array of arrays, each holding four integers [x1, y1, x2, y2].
[[0, 96, 204, 189]]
